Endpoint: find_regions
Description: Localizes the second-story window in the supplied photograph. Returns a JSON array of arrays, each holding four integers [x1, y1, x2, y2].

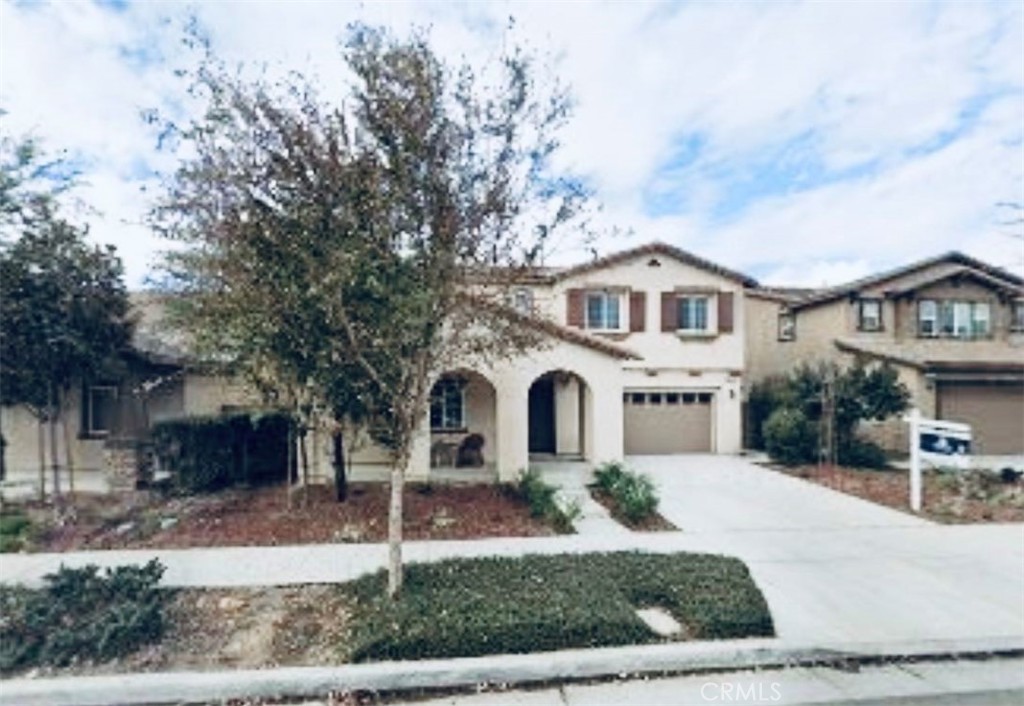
[[1013, 301, 1024, 332], [919, 299, 992, 339], [857, 299, 882, 331], [586, 291, 621, 330], [778, 311, 796, 341], [677, 296, 709, 332]]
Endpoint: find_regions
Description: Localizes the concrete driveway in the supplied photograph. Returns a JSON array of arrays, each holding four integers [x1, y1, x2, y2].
[[626, 455, 1024, 646]]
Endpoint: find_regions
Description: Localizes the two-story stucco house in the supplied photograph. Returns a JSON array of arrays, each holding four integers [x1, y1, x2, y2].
[[746, 252, 1024, 455], [349, 242, 757, 482]]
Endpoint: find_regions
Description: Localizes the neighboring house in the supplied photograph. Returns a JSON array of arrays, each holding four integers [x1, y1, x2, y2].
[[0, 293, 257, 491], [2, 242, 756, 488], [745, 252, 1024, 455]]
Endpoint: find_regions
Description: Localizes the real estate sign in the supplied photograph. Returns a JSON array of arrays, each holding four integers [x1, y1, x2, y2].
[[905, 409, 972, 512]]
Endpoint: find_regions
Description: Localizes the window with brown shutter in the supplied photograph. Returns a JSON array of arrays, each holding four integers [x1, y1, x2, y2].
[[661, 292, 676, 332], [629, 291, 646, 332], [718, 291, 734, 333], [567, 289, 584, 328]]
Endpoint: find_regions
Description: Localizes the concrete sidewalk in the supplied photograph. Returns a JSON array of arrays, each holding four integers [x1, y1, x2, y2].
[[3, 637, 1022, 706]]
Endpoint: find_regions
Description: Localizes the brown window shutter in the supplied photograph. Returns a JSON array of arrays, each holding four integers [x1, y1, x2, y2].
[[567, 289, 584, 328], [718, 292, 735, 333], [629, 291, 646, 332], [661, 292, 676, 332]]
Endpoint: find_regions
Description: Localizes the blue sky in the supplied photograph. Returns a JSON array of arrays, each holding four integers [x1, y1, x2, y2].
[[1, 0, 1022, 287]]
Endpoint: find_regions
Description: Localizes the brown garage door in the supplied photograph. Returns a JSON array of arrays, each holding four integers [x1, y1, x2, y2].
[[937, 382, 1024, 454], [624, 390, 713, 454]]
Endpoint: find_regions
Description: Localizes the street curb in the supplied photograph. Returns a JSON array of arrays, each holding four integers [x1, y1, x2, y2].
[[2, 636, 1022, 706]]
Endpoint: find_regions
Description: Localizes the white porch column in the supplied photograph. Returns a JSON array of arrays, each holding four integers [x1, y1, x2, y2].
[[587, 383, 623, 465], [555, 375, 581, 455], [495, 381, 528, 482]]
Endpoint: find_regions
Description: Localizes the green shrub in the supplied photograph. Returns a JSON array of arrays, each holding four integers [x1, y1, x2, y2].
[[152, 411, 293, 493], [592, 463, 660, 524], [593, 461, 628, 493], [346, 552, 774, 662], [0, 512, 31, 553], [508, 469, 578, 533], [0, 560, 169, 673], [763, 407, 818, 466], [838, 436, 888, 469]]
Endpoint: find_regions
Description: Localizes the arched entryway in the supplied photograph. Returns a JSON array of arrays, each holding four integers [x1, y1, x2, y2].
[[528, 370, 592, 459], [428, 369, 498, 473]]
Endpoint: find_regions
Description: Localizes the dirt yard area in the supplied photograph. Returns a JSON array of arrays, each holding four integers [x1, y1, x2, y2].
[[3, 482, 556, 552], [774, 464, 1024, 523]]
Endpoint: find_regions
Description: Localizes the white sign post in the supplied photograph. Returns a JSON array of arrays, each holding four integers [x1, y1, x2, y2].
[[905, 408, 972, 513]]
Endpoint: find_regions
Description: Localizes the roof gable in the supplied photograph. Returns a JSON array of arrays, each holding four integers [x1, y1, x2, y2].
[[552, 242, 758, 288], [789, 252, 1023, 311]]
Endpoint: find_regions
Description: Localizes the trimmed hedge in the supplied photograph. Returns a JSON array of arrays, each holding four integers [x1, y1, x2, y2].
[[152, 411, 294, 493], [0, 560, 168, 672], [346, 551, 774, 662]]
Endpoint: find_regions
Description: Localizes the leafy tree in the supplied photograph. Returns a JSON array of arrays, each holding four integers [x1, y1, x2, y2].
[[753, 361, 910, 467], [1, 138, 132, 505], [154, 24, 591, 594]]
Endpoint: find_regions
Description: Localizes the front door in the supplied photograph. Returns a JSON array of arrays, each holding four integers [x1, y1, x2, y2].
[[528, 375, 556, 454]]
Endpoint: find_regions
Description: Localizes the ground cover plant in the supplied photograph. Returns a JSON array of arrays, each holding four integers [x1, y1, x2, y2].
[[775, 464, 1024, 523], [589, 462, 676, 531], [0, 560, 168, 673], [346, 552, 774, 662]]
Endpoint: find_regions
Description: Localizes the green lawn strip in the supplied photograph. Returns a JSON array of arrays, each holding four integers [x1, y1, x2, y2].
[[346, 551, 774, 662]]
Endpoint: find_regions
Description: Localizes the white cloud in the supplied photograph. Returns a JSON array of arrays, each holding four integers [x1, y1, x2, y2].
[[1, 0, 1021, 288]]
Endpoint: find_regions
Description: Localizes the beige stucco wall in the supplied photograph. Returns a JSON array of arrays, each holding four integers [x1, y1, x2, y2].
[[744, 294, 850, 383]]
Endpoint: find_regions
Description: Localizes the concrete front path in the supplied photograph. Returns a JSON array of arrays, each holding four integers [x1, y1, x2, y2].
[[2, 455, 1021, 648]]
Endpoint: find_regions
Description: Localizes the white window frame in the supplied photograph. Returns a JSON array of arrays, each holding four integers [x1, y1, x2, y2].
[[858, 298, 883, 332], [971, 302, 991, 338], [926, 299, 993, 339], [510, 287, 533, 315], [86, 385, 118, 436], [918, 299, 938, 337], [1012, 300, 1024, 332], [585, 290, 624, 331], [677, 295, 710, 332], [778, 311, 796, 341], [430, 378, 466, 431]]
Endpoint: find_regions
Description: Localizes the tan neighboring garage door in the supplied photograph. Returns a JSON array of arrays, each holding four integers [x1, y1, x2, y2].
[[624, 390, 713, 454], [937, 382, 1024, 455]]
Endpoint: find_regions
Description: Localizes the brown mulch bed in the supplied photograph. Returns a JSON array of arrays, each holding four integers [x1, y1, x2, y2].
[[589, 489, 679, 532], [773, 464, 1024, 524], [11, 482, 556, 552]]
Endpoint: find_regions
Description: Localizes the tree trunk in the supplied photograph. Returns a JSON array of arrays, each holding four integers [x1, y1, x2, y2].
[[333, 423, 347, 502], [285, 422, 294, 510], [61, 396, 75, 501], [299, 427, 309, 508], [387, 458, 405, 597], [37, 417, 46, 502], [48, 385, 63, 518]]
